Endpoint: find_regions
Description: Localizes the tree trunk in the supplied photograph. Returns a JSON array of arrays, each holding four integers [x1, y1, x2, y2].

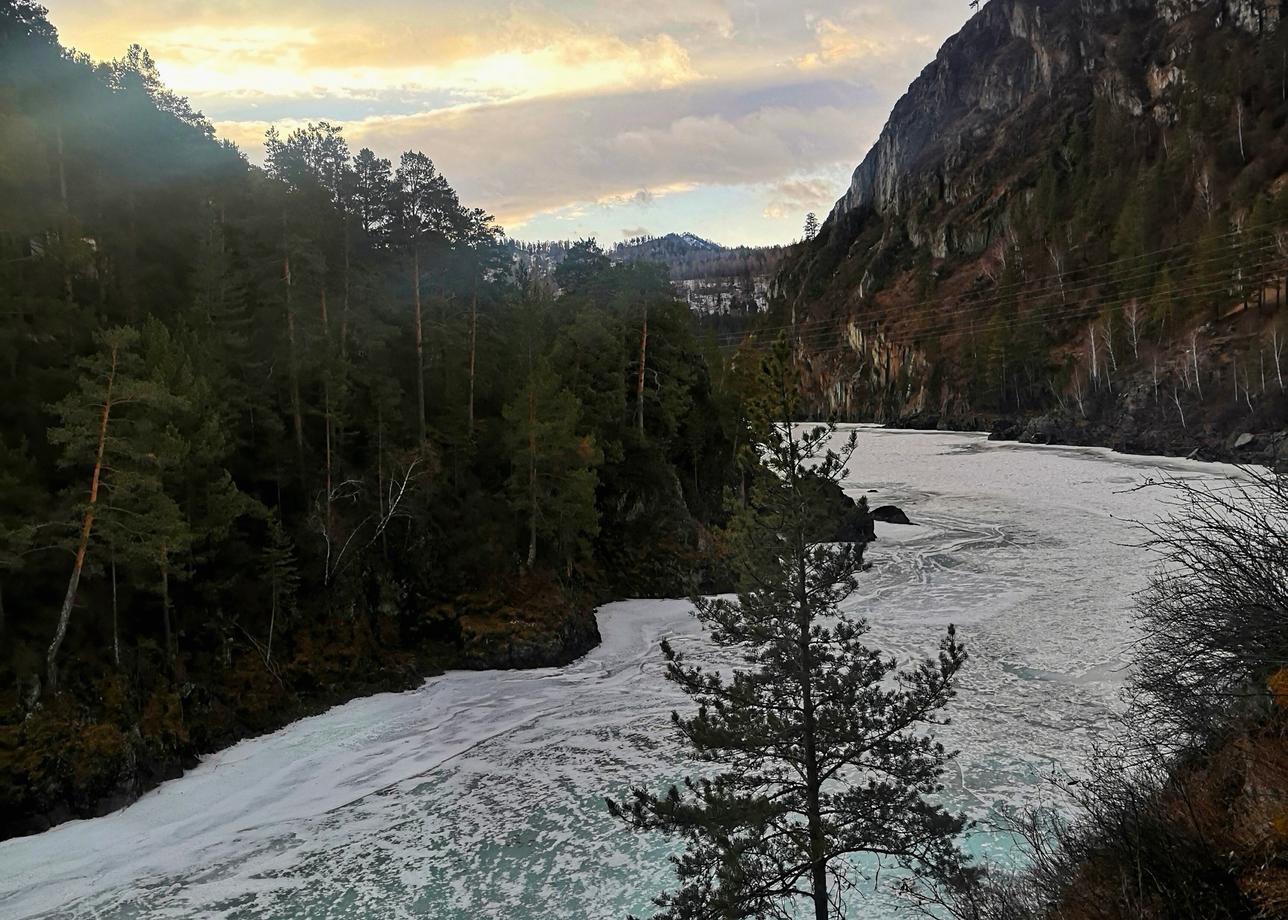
[[377, 405, 388, 559], [267, 583, 276, 666], [785, 417, 829, 920], [321, 287, 334, 553], [413, 247, 426, 445], [636, 302, 649, 435], [468, 277, 478, 435], [111, 552, 119, 668], [161, 548, 173, 672], [47, 342, 118, 694], [340, 222, 351, 359], [283, 224, 304, 475], [324, 384, 333, 546], [55, 125, 73, 303], [527, 386, 538, 568]]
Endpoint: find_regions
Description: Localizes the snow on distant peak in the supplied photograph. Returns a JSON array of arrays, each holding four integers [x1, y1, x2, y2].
[[676, 232, 721, 251]]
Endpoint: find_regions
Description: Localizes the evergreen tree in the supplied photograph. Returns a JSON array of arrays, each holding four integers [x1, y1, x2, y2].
[[395, 151, 463, 444], [44, 326, 170, 691], [611, 349, 971, 920], [0, 436, 35, 639], [260, 511, 298, 666], [503, 363, 602, 572]]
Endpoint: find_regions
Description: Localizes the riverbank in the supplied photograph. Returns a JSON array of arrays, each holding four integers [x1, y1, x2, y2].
[[893, 379, 1288, 469], [0, 428, 1248, 920], [0, 574, 602, 841]]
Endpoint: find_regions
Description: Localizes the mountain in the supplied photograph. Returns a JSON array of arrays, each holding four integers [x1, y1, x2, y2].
[[613, 233, 786, 316], [775, 0, 1288, 464], [613, 232, 783, 281], [509, 234, 785, 316]]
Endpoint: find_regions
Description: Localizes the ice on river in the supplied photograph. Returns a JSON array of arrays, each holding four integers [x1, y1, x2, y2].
[[0, 427, 1249, 919]]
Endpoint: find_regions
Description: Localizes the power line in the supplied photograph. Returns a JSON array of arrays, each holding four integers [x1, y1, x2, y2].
[[722, 256, 1287, 366], [704, 222, 1286, 347]]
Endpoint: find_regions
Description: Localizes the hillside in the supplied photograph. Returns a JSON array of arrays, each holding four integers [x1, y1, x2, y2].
[[775, 0, 1288, 464], [512, 233, 785, 317]]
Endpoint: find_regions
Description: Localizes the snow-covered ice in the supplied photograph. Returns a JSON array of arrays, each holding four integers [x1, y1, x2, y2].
[[0, 427, 1249, 918]]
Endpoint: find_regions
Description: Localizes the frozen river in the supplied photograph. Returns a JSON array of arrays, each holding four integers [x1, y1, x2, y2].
[[0, 427, 1245, 919]]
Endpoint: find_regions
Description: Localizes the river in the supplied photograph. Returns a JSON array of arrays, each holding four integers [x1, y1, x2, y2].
[[0, 426, 1245, 919]]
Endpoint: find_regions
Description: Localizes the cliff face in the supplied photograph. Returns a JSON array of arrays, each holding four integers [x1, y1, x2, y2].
[[777, 0, 1288, 457], [832, 0, 1279, 244]]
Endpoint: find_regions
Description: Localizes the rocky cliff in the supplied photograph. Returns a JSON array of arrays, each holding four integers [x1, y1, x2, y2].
[[777, 0, 1288, 460]]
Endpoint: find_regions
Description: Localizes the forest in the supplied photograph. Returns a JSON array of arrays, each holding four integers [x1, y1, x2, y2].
[[0, 1, 756, 836]]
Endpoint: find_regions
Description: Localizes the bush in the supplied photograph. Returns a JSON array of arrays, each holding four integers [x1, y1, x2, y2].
[[937, 470, 1288, 919]]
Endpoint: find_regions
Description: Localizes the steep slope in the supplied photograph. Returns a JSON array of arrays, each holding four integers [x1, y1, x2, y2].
[[776, 0, 1288, 463]]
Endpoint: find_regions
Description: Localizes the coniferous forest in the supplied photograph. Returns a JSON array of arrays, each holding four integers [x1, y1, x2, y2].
[[0, 2, 756, 835]]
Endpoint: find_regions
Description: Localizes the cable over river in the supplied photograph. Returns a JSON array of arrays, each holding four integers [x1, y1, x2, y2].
[[0, 427, 1247, 919]]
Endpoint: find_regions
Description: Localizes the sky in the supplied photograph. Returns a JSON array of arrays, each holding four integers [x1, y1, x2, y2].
[[43, 1, 975, 247]]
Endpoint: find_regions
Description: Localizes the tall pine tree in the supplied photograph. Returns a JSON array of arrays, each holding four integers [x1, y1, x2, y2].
[[611, 348, 971, 919]]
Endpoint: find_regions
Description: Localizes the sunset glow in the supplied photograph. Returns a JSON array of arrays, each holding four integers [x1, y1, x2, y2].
[[44, 0, 972, 244]]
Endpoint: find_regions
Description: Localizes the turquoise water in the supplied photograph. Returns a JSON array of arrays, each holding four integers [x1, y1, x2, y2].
[[0, 428, 1245, 919]]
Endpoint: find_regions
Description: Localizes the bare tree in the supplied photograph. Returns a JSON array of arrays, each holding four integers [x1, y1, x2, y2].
[[315, 460, 420, 587], [1190, 330, 1204, 400], [1131, 470, 1288, 746], [1089, 325, 1100, 387], [1125, 301, 1142, 359], [1197, 168, 1216, 221], [1273, 325, 1285, 392], [1047, 242, 1067, 305], [1099, 320, 1118, 391]]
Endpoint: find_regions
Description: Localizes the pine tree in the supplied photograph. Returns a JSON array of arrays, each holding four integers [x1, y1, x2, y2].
[[261, 511, 298, 666], [0, 437, 36, 639], [803, 212, 820, 240], [503, 363, 601, 572], [610, 348, 971, 920], [45, 326, 170, 691], [395, 151, 463, 445]]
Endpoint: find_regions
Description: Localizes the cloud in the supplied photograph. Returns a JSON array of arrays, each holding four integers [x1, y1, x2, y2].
[[621, 226, 650, 239], [146, 21, 698, 105], [287, 79, 886, 229], [761, 178, 841, 220], [795, 19, 884, 71], [48, 0, 977, 243]]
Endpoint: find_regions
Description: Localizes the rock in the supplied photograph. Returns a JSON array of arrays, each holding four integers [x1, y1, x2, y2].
[[1234, 432, 1256, 450], [872, 505, 914, 526], [989, 418, 1022, 441], [1274, 435, 1288, 473], [1020, 414, 1069, 445]]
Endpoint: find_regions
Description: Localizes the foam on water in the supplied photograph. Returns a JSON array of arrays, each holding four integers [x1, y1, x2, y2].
[[0, 428, 1248, 918]]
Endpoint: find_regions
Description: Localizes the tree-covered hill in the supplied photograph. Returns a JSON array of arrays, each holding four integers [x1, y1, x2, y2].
[[0, 1, 754, 837]]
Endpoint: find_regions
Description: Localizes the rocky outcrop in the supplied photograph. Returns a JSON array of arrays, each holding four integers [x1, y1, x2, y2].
[[777, 0, 1288, 461], [830, 0, 1281, 253], [458, 604, 601, 670], [871, 505, 915, 526]]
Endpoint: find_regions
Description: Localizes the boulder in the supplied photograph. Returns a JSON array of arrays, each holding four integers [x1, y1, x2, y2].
[[988, 418, 1022, 441], [871, 505, 913, 526], [1274, 433, 1288, 473], [1020, 413, 1069, 445]]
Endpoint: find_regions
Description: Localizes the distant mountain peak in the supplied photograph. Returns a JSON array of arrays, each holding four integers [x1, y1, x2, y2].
[[675, 232, 722, 251]]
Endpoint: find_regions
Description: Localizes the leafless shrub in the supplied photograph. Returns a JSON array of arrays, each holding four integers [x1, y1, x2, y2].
[[927, 469, 1288, 919], [1130, 469, 1288, 748]]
